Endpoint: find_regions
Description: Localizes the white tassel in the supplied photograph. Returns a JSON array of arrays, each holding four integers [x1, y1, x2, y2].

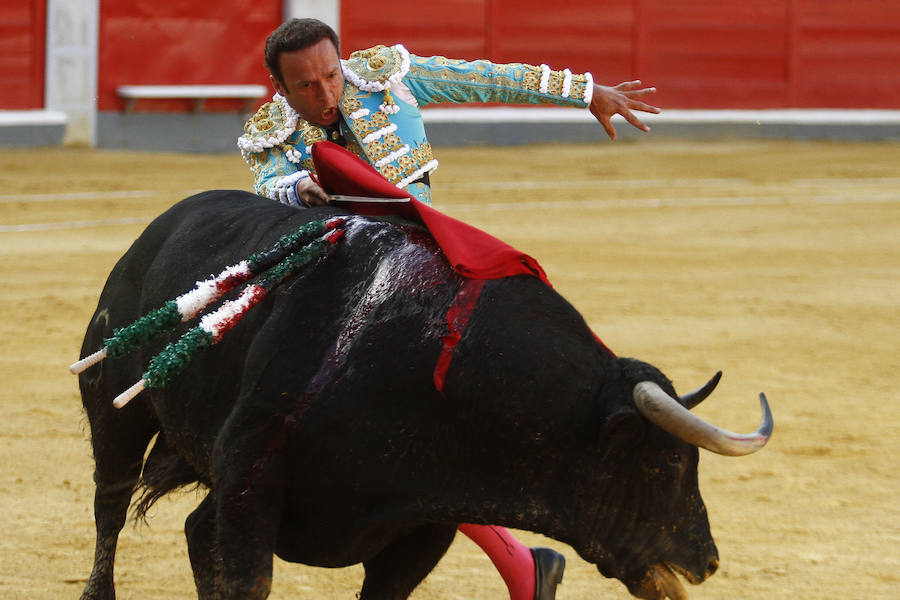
[[539, 64, 551, 94], [561, 69, 573, 98]]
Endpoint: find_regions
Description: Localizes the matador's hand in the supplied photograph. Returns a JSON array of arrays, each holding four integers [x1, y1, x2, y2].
[[589, 80, 660, 140], [295, 177, 331, 207]]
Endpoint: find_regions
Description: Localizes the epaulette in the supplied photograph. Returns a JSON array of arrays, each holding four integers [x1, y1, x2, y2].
[[237, 95, 300, 160], [341, 44, 411, 92]]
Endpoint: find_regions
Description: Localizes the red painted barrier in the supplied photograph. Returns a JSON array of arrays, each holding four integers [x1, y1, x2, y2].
[[3, 1, 898, 112], [96, 0, 281, 111], [340, 0, 900, 109], [0, 0, 46, 109]]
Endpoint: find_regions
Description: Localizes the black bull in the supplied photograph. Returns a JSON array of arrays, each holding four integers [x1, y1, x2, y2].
[[76, 190, 772, 600]]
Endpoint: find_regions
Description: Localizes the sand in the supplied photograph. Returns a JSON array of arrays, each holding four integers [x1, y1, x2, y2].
[[0, 139, 897, 599]]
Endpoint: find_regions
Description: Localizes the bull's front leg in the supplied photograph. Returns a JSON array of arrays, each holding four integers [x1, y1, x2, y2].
[[213, 486, 283, 599], [184, 494, 218, 599], [208, 416, 288, 599]]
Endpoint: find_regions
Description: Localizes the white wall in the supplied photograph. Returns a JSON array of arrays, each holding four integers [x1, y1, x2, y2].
[[45, 0, 99, 145], [284, 0, 340, 32]]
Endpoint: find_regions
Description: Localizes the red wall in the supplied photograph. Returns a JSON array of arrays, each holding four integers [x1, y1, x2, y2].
[[3, 0, 899, 112], [792, 0, 900, 107], [96, 0, 282, 111], [341, 0, 900, 109], [0, 0, 46, 109]]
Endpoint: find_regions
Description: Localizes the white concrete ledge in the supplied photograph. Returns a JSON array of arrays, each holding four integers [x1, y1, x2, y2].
[[649, 109, 900, 125], [0, 110, 68, 126], [420, 107, 900, 144], [116, 85, 267, 100], [116, 85, 268, 113], [421, 107, 900, 125], [0, 110, 68, 147]]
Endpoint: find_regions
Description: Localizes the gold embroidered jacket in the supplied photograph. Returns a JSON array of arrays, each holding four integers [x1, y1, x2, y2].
[[238, 44, 594, 205]]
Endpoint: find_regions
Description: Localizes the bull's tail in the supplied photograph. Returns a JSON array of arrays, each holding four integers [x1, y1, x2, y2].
[[133, 433, 203, 521]]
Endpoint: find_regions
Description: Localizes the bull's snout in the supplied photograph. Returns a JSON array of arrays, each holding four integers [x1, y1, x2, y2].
[[638, 554, 719, 600], [681, 550, 719, 584], [702, 555, 719, 581]]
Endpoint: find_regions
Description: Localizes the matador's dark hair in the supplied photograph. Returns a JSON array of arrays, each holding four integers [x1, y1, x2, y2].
[[265, 18, 341, 86]]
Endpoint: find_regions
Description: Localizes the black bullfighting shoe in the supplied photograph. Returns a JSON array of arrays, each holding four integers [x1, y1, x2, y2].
[[531, 547, 566, 600]]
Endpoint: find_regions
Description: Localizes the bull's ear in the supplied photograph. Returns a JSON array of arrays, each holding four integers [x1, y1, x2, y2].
[[599, 409, 646, 460]]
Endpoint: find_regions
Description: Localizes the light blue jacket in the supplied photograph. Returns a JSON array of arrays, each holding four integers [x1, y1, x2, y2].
[[238, 44, 594, 205]]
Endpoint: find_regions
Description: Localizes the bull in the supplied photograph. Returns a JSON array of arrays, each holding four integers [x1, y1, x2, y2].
[[75, 190, 772, 600]]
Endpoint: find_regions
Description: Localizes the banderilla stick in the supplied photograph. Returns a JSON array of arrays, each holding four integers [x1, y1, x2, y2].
[[113, 228, 345, 408], [70, 217, 347, 375]]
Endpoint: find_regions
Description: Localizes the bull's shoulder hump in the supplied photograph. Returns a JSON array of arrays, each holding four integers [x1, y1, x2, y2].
[[155, 190, 289, 226], [129, 191, 300, 261]]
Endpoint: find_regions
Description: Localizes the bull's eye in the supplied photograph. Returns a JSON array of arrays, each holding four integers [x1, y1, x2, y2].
[[666, 451, 684, 466]]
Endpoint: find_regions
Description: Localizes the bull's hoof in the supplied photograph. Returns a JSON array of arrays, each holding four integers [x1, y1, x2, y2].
[[531, 547, 566, 600]]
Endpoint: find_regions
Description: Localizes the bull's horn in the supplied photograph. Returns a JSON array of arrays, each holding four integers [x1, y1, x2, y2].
[[678, 370, 722, 409], [633, 381, 773, 456]]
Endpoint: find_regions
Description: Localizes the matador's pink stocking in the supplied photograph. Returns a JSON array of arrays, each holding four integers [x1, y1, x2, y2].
[[458, 523, 535, 600]]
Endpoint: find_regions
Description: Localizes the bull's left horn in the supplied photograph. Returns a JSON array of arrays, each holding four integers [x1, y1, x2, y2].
[[633, 381, 773, 456], [678, 370, 722, 409]]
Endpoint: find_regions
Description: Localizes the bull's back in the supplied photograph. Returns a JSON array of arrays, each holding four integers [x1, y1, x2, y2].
[[77, 192, 329, 441], [81, 190, 294, 359], [78, 190, 457, 463]]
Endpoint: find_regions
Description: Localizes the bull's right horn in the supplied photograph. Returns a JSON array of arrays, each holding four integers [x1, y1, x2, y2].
[[633, 381, 773, 456]]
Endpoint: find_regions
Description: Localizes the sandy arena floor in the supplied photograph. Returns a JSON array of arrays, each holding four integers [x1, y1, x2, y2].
[[0, 139, 897, 599]]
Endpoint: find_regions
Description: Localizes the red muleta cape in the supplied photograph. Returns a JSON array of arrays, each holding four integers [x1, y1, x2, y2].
[[311, 141, 550, 284], [310, 141, 615, 361]]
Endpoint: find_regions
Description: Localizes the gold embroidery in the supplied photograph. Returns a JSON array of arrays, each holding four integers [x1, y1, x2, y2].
[[352, 118, 375, 136], [368, 140, 386, 159], [548, 72, 563, 96], [397, 155, 414, 173], [382, 89, 395, 109], [345, 45, 405, 84], [341, 95, 364, 115], [410, 60, 585, 102], [346, 140, 363, 157], [299, 122, 327, 147], [243, 101, 282, 135], [350, 46, 384, 61], [570, 74, 589, 99], [382, 133, 403, 149], [370, 111, 390, 128], [381, 164, 400, 182], [410, 142, 435, 166]]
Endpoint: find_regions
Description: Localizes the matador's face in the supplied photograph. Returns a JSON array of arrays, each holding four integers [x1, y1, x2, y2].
[[272, 37, 345, 126]]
